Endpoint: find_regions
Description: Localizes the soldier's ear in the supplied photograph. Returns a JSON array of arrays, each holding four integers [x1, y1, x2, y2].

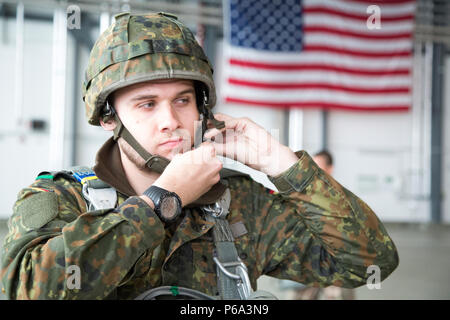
[[99, 116, 117, 131], [99, 99, 117, 131]]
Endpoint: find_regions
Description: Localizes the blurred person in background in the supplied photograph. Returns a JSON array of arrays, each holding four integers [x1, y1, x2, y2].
[[313, 150, 334, 176]]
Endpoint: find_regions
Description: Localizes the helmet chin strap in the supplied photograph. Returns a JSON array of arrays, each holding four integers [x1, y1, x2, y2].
[[112, 112, 171, 174]]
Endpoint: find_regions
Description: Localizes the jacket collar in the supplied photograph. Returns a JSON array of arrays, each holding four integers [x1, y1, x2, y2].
[[93, 137, 136, 197]]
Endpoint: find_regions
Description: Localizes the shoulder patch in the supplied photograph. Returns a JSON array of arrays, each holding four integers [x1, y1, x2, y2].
[[18, 192, 58, 229]]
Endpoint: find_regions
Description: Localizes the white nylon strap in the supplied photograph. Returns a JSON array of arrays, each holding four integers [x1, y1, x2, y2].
[[82, 184, 117, 210]]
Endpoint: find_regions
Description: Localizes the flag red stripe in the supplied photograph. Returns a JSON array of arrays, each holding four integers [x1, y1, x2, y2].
[[228, 79, 410, 94], [303, 45, 412, 58], [303, 6, 414, 22], [304, 26, 412, 40], [229, 59, 411, 76], [225, 97, 410, 111]]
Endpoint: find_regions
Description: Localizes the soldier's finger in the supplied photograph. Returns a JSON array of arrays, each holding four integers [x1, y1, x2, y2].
[[203, 128, 223, 140], [212, 140, 237, 161], [197, 142, 216, 161], [212, 113, 233, 121]]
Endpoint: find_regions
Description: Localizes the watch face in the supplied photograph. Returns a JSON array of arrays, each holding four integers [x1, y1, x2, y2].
[[160, 196, 180, 220]]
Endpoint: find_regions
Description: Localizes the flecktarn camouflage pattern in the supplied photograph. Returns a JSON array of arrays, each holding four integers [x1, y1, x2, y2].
[[83, 12, 216, 126], [0, 151, 399, 299]]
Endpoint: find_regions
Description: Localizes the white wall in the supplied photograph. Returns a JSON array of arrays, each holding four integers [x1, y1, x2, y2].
[[0, 18, 54, 219], [0, 17, 107, 219], [327, 111, 428, 222]]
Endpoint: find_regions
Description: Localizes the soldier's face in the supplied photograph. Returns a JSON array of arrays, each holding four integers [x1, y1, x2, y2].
[[108, 79, 199, 161]]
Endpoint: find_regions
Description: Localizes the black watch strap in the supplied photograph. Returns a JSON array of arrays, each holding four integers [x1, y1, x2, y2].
[[143, 185, 182, 222]]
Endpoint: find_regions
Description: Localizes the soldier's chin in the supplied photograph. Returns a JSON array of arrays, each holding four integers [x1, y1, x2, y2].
[[169, 140, 192, 157], [164, 147, 183, 160]]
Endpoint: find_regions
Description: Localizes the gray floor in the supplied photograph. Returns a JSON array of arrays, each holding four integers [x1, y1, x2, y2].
[[0, 220, 449, 300]]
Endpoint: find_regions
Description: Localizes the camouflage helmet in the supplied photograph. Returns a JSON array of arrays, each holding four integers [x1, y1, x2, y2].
[[82, 12, 217, 126]]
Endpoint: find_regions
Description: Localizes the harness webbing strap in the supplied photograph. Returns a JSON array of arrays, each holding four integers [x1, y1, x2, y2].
[[70, 166, 117, 210], [203, 188, 251, 300], [205, 217, 241, 300]]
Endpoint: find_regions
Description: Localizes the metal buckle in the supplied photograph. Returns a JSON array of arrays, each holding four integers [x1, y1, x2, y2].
[[213, 256, 253, 300], [202, 188, 231, 219], [82, 184, 117, 210]]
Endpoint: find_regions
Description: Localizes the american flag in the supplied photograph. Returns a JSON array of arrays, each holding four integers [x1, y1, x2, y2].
[[221, 0, 416, 111]]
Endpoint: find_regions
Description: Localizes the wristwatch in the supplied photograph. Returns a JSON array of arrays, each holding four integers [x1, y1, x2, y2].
[[143, 185, 182, 223]]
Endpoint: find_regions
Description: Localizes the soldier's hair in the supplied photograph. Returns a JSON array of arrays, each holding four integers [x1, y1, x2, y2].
[[314, 150, 333, 166]]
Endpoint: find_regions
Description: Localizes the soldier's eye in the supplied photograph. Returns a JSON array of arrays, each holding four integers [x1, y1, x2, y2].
[[174, 97, 190, 106], [139, 101, 155, 109]]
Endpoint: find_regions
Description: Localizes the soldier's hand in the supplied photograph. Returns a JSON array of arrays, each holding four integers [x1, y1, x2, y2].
[[204, 113, 298, 176], [152, 142, 222, 206]]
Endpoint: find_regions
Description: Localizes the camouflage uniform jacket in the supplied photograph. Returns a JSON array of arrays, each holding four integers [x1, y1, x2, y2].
[[1, 138, 399, 299]]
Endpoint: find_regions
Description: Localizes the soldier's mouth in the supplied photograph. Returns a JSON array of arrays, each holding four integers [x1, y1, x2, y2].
[[159, 137, 183, 148]]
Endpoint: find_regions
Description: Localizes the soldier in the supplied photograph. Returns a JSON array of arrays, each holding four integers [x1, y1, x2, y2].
[[1, 13, 398, 300]]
